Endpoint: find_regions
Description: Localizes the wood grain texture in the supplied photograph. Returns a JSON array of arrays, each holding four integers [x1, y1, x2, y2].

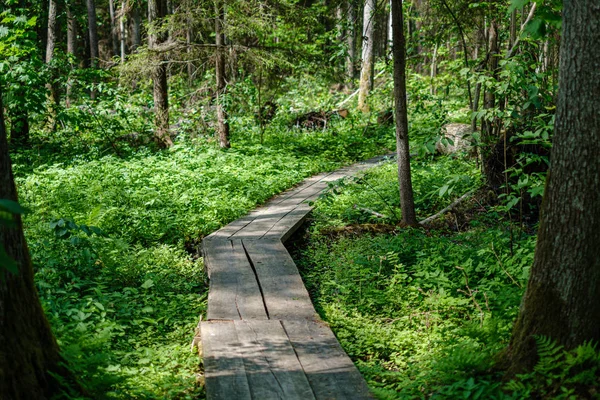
[[201, 320, 252, 400], [243, 239, 318, 320], [204, 239, 268, 320], [234, 320, 316, 399], [282, 320, 373, 400]]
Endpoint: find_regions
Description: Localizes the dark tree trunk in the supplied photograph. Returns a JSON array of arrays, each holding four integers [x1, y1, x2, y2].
[[0, 81, 74, 400], [109, 0, 119, 57], [346, 0, 356, 85], [481, 19, 500, 186], [503, 0, 600, 375], [148, 0, 172, 148], [215, 0, 230, 148], [131, 5, 142, 52], [392, 0, 417, 226], [358, 0, 375, 112]]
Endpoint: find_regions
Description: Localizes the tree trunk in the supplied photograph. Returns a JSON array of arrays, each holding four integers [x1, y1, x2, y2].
[[481, 19, 500, 186], [215, 0, 230, 148], [504, 0, 600, 375], [131, 5, 142, 52], [392, 0, 417, 227], [346, 0, 356, 86], [387, 0, 393, 58], [357, 0, 374, 112], [148, 0, 172, 148], [86, 0, 99, 99], [120, 0, 126, 62], [45, 0, 60, 117], [66, 4, 77, 108], [0, 81, 74, 400], [109, 0, 119, 57], [45, 0, 57, 65]]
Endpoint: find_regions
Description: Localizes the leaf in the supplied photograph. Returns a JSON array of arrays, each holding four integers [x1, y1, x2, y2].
[[0, 199, 27, 215], [439, 185, 449, 197], [141, 279, 154, 289], [141, 306, 154, 313], [509, 0, 530, 13]]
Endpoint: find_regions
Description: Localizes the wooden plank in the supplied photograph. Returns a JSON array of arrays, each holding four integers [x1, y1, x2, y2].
[[201, 320, 252, 400], [234, 320, 316, 400], [282, 320, 373, 400], [231, 175, 333, 240], [264, 203, 312, 242], [243, 239, 318, 321], [204, 239, 268, 320]]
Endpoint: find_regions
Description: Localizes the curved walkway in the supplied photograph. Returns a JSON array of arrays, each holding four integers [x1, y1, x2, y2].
[[200, 156, 387, 399]]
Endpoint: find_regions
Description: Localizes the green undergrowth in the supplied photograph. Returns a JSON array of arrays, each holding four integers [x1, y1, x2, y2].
[[294, 155, 600, 399], [14, 119, 391, 398]]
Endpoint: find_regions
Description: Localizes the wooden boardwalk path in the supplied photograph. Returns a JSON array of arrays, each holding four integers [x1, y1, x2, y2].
[[200, 156, 387, 399]]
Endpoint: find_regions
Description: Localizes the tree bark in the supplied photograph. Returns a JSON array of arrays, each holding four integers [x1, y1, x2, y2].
[[357, 0, 374, 112], [504, 0, 600, 375], [392, 0, 417, 226], [120, 0, 126, 62], [66, 3, 77, 108], [109, 0, 119, 57], [148, 0, 173, 148], [215, 0, 230, 148], [86, 0, 99, 99], [131, 5, 142, 52], [346, 0, 356, 86], [0, 81, 73, 400], [45, 0, 60, 127]]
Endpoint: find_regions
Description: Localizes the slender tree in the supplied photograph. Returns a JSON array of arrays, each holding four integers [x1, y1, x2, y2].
[[346, 0, 356, 85], [148, 0, 173, 147], [0, 82, 75, 400], [392, 0, 417, 226], [503, 0, 600, 375], [357, 0, 374, 112], [86, 0, 99, 99], [45, 0, 60, 122], [215, 0, 230, 148]]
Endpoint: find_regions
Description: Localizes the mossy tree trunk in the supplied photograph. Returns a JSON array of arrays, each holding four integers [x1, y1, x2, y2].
[[504, 0, 600, 375], [0, 79, 73, 400], [392, 0, 417, 227]]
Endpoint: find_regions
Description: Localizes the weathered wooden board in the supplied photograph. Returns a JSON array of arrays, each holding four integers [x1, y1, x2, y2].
[[201, 320, 252, 400], [264, 203, 313, 242], [242, 239, 318, 321], [204, 239, 268, 320], [231, 174, 335, 240], [282, 320, 374, 400], [234, 320, 316, 400]]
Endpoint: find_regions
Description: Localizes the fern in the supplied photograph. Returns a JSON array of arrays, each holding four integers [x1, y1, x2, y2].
[[533, 335, 565, 375]]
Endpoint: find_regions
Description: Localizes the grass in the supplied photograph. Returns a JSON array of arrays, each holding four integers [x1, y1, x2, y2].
[[13, 105, 392, 397]]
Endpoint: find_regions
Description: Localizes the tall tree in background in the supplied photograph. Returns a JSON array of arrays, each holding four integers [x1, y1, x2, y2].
[[357, 0, 374, 112], [346, 0, 356, 85], [45, 0, 60, 124], [215, 0, 230, 148], [504, 0, 600, 374], [86, 0, 99, 99], [0, 83, 74, 400], [392, 0, 417, 226], [148, 0, 173, 148]]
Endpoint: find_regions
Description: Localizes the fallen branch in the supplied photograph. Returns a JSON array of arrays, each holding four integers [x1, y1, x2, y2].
[[354, 205, 389, 219], [337, 70, 386, 108], [419, 190, 475, 226]]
